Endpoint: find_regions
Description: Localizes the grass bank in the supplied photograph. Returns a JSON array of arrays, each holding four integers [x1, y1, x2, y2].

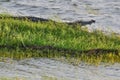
[[0, 14, 120, 65]]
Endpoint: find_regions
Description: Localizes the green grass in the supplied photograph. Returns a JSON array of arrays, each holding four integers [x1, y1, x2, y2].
[[0, 14, 120, 65]]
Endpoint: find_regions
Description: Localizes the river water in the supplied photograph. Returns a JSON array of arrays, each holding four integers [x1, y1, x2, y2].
[[0, 0, 120, 80], [0, 58, 120, 80], [0, 0, 120, 33]]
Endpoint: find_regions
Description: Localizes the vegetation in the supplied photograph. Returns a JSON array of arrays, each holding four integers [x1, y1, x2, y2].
[[0, 76, 58, 80], [0, 14, 120, 65], [0, 76, 64, 80], [0, 77, 27, 80]]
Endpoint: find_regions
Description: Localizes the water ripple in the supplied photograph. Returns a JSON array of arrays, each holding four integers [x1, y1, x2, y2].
[[0, 0, 120, 33], [0, 58, 120, 80]]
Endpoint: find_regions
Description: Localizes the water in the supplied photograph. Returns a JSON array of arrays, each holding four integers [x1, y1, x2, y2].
[[0, 0, 120, 33], [0, 0, 120, 80], [0, 58, 120, 80]]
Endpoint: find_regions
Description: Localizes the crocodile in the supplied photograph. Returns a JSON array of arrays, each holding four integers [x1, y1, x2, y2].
[[0, 16, 95, 26]]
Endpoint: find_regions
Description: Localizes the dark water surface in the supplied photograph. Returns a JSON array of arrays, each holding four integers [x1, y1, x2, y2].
[[0, 0, 120, 33]]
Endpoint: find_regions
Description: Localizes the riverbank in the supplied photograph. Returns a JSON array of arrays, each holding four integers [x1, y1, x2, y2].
[[0, 14, 120, 65]]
